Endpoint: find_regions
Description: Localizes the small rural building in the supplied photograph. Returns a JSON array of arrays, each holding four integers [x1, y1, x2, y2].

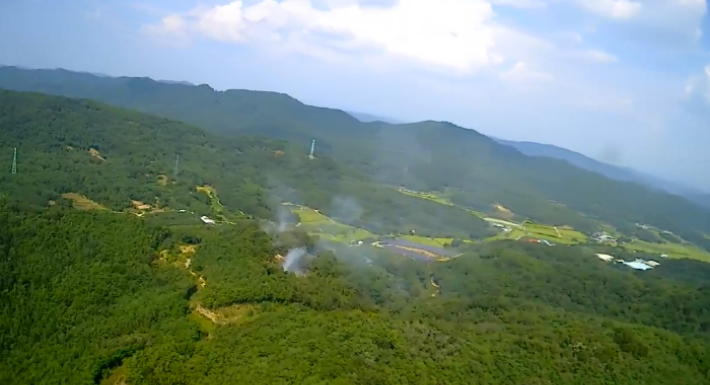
[[200, 216, 216, 225], [622, 259, 654, 271], [596, 253, 614, 262]]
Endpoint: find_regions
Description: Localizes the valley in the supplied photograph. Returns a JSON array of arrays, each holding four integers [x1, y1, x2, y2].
[[1, 73, 710, 384]]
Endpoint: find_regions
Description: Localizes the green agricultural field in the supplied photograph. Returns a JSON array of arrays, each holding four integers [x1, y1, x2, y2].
[[400, 235, 460, 248], [524, 223, 588, 242], [621, 239, 710, 263], [484, 225, 585, 246], [290, 206, 375, 243], [395, 187, 589, 246]]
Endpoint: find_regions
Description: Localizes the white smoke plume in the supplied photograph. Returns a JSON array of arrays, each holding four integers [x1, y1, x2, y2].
[[330, 195, 363, 224], [283, 247, 308, 274]]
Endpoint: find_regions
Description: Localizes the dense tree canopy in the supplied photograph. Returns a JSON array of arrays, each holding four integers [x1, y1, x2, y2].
[[0, 89, 493, 239], [1, 204, 710, 384], [1, 70, 710, 385], [2, 67, 709, 248]]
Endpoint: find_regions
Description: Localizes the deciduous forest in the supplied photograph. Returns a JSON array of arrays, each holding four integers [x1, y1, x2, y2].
[[1, 205, 710, 384], [1, 79, 710, 384]]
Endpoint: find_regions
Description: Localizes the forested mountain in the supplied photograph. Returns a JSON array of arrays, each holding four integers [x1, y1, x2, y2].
[[0, 89, 493, 239], [347, 111, 403, 124], [2, 205, 710, 384], [2, 68, 710, 385], [1, 66, 709, 249], [494, 137, 710, 207]]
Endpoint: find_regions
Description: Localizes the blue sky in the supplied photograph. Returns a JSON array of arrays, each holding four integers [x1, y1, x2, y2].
[[1, 0, 710, 191]]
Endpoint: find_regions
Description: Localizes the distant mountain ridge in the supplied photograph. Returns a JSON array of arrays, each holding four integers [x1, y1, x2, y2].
[[347, 111, 403, 124], [494, 138, 710, 208], [1, 65, 709, 250]]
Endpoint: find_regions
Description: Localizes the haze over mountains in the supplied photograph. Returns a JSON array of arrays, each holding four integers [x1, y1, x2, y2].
[[493, 138, 710, 208], [3, 67, 710, 385], [1, 65, 709, 249], [2, 65, 704, 199]]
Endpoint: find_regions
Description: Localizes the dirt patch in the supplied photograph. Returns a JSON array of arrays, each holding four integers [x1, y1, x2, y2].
[[180, 245, 197, 256], [195, 304, 253, 325], [131, 200, 152, 210], [61, 193, 109, 211], [493, 203, 514, 219], [156, 174, 169, 186], [273, 150, 285, 157], [88, 148, 106, 161]]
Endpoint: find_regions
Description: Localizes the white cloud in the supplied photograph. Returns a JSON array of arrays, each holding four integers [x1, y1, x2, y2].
[[144, 0, 515, 73], [489, 0, 547, 8], [500, 61, 553, 83], [580, 49, 617, 63], [572, 0, 642, 19], [560, 31, 583, 44]]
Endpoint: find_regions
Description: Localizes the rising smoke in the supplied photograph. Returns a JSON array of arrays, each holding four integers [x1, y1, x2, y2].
[[282, 247, 308, 274], [330, 195, 363, 224]]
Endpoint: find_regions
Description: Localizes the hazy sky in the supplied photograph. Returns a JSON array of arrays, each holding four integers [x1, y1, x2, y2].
[[1, 0, 710, 191]]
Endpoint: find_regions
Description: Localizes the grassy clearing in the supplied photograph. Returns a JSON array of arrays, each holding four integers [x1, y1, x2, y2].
[[60, 193, 109, 211], [156, 174, 169, 186], [188, 311, 217, 334], [401, 235, 451, 247], [291, 206, 375, 243], [525, 223, 588, 242], [394, 187, 592, 246], [98, 365, 127, 385], [484, 226, 584, 245], [621, 240, 710, 263], [196, 185, 246, 221]]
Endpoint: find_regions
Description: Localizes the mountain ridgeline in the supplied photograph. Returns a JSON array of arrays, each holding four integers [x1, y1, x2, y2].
[[0, 89, 494, 239], [2, 67, 710, 384], [494, 138, 710, 208], [1, 66, 708, 249]]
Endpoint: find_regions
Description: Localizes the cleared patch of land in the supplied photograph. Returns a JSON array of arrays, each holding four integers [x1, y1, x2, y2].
[[88, 148, 105, 161], [196, 185, 245, 222], [401, 235, 454, 248], [195, 304, 254, 325], [131, 200, 152, 211], [61, 193, 109, 211], [98, 365, 127, 385], [622, 240, 710, 263], [289, 205, 375, 243], [156, 174, 169, 186], [395, 188, 587, 245], [493, 203, 514, 219]]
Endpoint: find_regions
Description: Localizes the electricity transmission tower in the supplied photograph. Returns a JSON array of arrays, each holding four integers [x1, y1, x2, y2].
[[174, 155, 180, 177], [309, 139, 316, 159], [11, 148, 17, 175]]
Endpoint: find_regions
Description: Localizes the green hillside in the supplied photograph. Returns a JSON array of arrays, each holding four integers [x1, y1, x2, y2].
[[2, 79, 710, 384], [2, 205, 710, 384], [0, 89, 493, 239], [1, 66, 708, 250]]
